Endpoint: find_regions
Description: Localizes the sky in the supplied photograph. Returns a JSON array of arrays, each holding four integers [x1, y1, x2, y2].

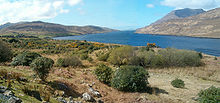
[[0, 0, 220, 30]]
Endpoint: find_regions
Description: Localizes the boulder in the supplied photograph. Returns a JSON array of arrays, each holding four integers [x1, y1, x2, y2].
[[7, 97, 22, 103], [4, 90, 14, 96], [82, 92, 95, 102], [0, 86, 7, 93]]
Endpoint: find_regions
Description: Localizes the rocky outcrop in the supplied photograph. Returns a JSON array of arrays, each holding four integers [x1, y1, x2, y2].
[[136, 8, 220, 38], [0, 86, 22, 103]]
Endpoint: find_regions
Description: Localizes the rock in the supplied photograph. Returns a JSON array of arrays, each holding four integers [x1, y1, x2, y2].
[[0, 86, 7, 93], [74, 101, 82, 103], [67, 96, 74, 103], [4, 90, 14, 96], [97, 99, 104, 103], [88, 87, 101, 98], [82, 92, 95, 102], [57, 97, 67, 103], [7, 97, 22, 103], [42, 101, 49, 103]]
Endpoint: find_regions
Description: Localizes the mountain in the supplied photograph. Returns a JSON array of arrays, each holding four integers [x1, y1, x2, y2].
[[152, 8, 205, 25], [0, 21, 116, 37], [136, 8, 220, 38]]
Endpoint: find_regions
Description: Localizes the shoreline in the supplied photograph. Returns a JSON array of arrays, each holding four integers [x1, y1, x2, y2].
[[135, 32, 220, 39]]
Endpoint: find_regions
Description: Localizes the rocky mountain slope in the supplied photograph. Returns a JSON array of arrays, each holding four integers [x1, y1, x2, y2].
[[136, 8, 220, 38], [0, 21, 115, 37]]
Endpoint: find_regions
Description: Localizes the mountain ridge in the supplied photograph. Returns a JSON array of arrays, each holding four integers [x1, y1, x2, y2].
[[0, 21, 116, 37], [136, 8, 220, 38]]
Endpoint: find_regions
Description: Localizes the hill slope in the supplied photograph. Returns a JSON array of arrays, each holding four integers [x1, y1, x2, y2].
[[0, 21, 116, 37], [136, 8, 220, 38]]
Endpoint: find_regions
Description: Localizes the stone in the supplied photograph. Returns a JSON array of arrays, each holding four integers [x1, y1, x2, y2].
[[0, 86, 7, 93], [4, 90, 14, 96], [88, 87, 101, 98], [57, 97, 67, 103], [82, 92, 95, 102], [97, 99, 104, 103], [7, 97, 22, 103]]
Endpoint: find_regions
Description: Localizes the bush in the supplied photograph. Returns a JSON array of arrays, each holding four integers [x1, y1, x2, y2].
[[0, 40, 13, 62], [158, 48, 202, 67], [30, 57, 54, 81], [171, 78, 185, 88], [111, 65, 149, 92], [87, 57, 93, 62], [137, 51, 164, 67], [98, 52, 110, 61], [198, 86, 220, 103], [80, 53, 89, 60], [107, 46, 135, 66], [94, 64, 113, 85], [11, 52, 41, 66], [56, 56, 82, 67]]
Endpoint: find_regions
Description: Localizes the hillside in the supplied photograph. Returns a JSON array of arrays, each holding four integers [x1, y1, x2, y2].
[[136, 8, 220, 38], [152, 8, 205, 25], [0, 21, 116, 37]]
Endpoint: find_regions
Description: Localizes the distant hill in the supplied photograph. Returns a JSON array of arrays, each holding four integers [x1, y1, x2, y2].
[[0, 21, 116, 37], [136, 8, 220, 38]]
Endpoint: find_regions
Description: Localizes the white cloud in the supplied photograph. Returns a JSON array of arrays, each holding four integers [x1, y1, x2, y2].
[[68, 0, 82, 6], [0, 0, 83, 24], [161, 0, 220, 10], [146, 4, 154, 8]]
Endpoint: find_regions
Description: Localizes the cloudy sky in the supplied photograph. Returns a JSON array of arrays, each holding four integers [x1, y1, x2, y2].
[[0, 0, 219, 30]]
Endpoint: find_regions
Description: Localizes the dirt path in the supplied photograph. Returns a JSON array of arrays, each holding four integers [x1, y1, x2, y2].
[[149, 72, 220, 103]]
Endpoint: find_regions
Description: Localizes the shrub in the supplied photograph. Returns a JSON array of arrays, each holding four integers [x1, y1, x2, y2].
[[98, 52, 110, 61], [214, 57, 218, 60], [80, 53, 88, 60], [198, 86, 220, 103], [87, 57, 93, 62], [0, 40, 13, 62], [30, 57, 54, 81], [137, 51, 164, 67], [11, 52, 41, 66], [158, 48, 202, 67], [107, 46, 135, 66], [56, 56, 82, 67], [111, 65, 149, 92], [94, 64, 113, 85], [171, 78, 185, 88]]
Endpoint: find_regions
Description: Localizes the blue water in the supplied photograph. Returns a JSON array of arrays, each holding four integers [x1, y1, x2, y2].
[[53, 31, 220, 56]]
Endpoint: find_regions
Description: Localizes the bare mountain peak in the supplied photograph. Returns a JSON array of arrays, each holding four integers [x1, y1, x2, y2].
[[136, 7, 220, 38], [152, 8, 205, 25]]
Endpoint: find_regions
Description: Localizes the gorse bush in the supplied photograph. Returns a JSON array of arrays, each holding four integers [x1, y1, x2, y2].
[[0, 40, 13, 62], [56, 56, 82, 67], [94, 64, 113, 85], [111, 65, 149, 92], [107, 46, 135, 66], [30, 57, 54, 81], [171, 78, 185, 88], [11, 52, 41, 66], [198, 86, 220, 103]]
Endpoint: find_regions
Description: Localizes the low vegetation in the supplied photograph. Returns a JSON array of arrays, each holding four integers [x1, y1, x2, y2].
[[30, 57, 54, 81], [11, 52, 41, 66], [198, 86, 220, 103], [171, 78, 185, 88], [94, 64, 113, 85], [0, 40, 13, 62], [56, 56, 82, 67], [111, 65, 149, 92], [0, 37, 217, 103]]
